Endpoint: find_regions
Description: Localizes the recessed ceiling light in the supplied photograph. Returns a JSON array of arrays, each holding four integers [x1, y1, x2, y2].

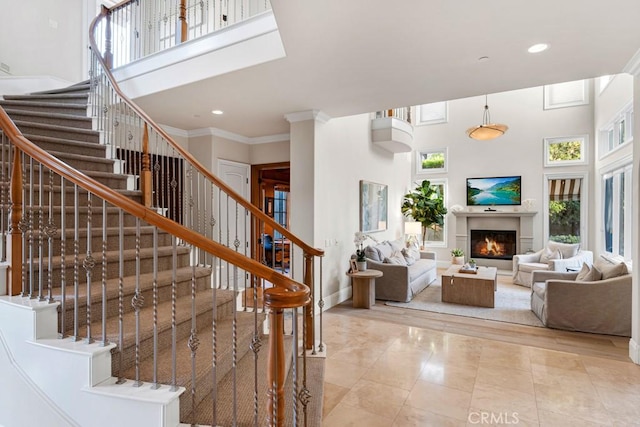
[[528, 43, 549, 54], [211, 109, 224, 115]]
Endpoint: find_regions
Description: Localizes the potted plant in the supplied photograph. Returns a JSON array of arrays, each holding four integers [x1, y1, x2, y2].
[[451, 248, 465, 265], [401, 180, 448, 248]]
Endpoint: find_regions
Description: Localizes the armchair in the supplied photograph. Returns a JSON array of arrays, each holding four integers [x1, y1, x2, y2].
[[530, 268, 631, 336], [512, 242, 593, 287]]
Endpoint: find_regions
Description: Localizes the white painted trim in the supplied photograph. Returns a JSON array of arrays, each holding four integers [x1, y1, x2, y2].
[[543, 134, 589, 167], [159, 124, 189, 139], [284, 110, 331, 124], [323, 286, 352, 310], [249, 133, 290, 144], [623, 47, 640, 76], [630, 338, 640, 364], [161, 125, 290, 145]]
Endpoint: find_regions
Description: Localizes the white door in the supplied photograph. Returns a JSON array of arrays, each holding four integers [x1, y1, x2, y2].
[[217, 159, 251, 290]]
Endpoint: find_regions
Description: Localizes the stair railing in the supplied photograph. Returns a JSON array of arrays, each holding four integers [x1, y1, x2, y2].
[[376, 107, 412, 124], [0, 106, 314, 425], [86, 2, 323, 426], [99, 0, 273, 69]]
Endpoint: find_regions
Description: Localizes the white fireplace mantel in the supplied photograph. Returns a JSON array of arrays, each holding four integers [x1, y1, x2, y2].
[[452, 210, 538, 269]]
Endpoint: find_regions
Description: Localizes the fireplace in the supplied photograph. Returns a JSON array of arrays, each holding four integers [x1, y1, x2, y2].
[[470, 229, 517, 260]]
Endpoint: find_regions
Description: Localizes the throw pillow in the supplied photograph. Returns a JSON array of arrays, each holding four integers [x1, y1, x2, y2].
[[539, 247, 562, 264], [384, 251, 408, 266], [547, 241, 580, 259], [403, 254, 417, 266], [388, 240, 404, 253], [598, 262, 629, 280], [402, 247, 421, 261], [364, 245, 381, 262], [576, 263, 602, 282]]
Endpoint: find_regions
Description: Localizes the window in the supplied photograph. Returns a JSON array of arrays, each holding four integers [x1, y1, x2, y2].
[[599, 102, 633, 157], [416, 102, 448, 125], [543, 80, 589, 109], [543, 135, 588, 167], [547, 177, 582, 244], [416, 148, 448, 174], [423, 179, 447, 247], [603, 164, 632, 259], [272, 189, 289, 239]]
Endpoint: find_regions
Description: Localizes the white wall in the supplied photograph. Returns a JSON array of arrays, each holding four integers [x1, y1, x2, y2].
[[0, 0, 85, 82], [411, 85, 594, 261], [313, 114, 411, 307], [250, 140, 290, 164]]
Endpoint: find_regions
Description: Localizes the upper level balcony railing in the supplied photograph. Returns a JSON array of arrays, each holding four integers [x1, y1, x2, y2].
[[375, 107, 412, 124], [96, 0, 272, 69]]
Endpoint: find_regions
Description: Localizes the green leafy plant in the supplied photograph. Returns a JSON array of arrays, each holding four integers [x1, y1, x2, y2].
[[451, 248, 464, 257], [401, 180, 448, 245]]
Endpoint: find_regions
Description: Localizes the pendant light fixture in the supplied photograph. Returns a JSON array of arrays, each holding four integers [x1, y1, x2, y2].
[[466, 95, 508, 140]]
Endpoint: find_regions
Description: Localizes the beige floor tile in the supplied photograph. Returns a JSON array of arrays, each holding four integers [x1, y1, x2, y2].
[[595, 384, 640, 426], [474, 364, 534, 395], [329, 344, 385, 368], [419, 359, 478, 393], [393, 405, 466, 427], [324, 358, 368, 389], [531, 363, 593, 389], [529, 346, 586, 372], [405, 379, 472, 421], [535, 382, 611, 425], [479, 342, 531, 372], [322, 381, 350, 418], [341, 378, 409, 420], [362, 350, 428, 391], [582, 355, 640, 396], [538, 409, 613, 427], [322, 401, 395, 427], [470, 383, 538, 422]]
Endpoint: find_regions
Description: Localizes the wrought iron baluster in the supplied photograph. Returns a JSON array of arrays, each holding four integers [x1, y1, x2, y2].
[[45, 169, 56, 303], [59, 177, 67, 337], [37, 161, 44, 301], [318, 257, 325, 353], [170, 234, 178, 391], [189, 243, 199, 425], [116, 209, 126, 384], [72, 184, 80, 341], [100, 199, 109, 346], [292, 306, 299, 426], [84, 192, 95, 344], [132, 217, 144, 386], [151, 225, 159, 389], [28, 157, 34, 299]]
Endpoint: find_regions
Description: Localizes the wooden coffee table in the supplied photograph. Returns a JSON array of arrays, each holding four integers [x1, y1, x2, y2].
[[346, 269, 383, 308], [441, 265, 498, 308]]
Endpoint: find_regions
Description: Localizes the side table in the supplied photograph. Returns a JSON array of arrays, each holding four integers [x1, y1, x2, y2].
[[346, 269, 383, 308]]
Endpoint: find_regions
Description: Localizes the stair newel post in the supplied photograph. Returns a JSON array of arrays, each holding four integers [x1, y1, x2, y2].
[[102, 6, 113, 69], [303, 252, 314, 350], [141, 123, 152, 208], [179, 0, 188, 43], [266, 306, 285, 427], [8, 146, 23, 296]]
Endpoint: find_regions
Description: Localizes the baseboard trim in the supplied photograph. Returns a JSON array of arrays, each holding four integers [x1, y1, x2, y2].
[[629, 338, 640, 364], [322, 287, 352, 311]]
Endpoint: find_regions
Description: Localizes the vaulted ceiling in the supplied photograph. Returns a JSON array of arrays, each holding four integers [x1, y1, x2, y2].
[[134, 0, 640, 138]]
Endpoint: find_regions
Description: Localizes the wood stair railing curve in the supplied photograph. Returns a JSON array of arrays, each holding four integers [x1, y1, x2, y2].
[[0, 107, 310, 426]]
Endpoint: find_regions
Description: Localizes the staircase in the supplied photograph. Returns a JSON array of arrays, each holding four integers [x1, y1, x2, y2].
[[0, 83, 322, 425]]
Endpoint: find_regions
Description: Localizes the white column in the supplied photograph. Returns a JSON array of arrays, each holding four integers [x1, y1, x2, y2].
[[626, 56, 640, 364]]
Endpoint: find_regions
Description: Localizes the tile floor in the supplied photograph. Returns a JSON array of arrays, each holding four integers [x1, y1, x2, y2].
[[321, 298, 640, 426]]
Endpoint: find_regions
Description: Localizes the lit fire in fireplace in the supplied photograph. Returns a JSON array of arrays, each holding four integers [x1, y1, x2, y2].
[[477, 236, 505, 257]]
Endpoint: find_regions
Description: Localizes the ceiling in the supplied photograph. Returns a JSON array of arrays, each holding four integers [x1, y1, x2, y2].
[[134, 0, 640, 139]]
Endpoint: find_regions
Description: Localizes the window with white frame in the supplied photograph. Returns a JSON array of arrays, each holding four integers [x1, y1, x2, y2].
[[599, 103, 633, 157], [423, 178, 447, 247], [543, 135, 588, 167], [603, 163, 632, 259]]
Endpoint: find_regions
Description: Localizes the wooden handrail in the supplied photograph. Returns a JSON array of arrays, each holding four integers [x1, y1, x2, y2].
[[0, 108, 309, 304], [88, 6, 323, 259]]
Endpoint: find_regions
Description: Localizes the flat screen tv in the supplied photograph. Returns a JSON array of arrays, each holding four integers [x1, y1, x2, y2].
[[466, 176, 521, 206]]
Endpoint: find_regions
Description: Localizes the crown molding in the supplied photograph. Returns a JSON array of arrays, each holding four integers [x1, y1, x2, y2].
[[623, 47, 640, 76], [160, 125, 289, 145], [284, 110, 330, 124]]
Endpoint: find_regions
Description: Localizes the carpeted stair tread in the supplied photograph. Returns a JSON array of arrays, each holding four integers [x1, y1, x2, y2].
[[47, 149, 115, 166], [81, 287, 236, 355], [29, 81, 91, 95], [13, 119, 100, 143], [3, 108, 93, 128], [56, 264, 212, 310], [0, 100, 87, 116], [4, 92, 89, 102], [120, 311, 264, 397], [22, 133, 104, 149], [189, 334, 293, 426]]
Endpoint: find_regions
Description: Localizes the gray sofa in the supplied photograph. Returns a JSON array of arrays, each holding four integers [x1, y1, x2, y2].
[[363, 240, 437, 302], [513, 242, 593, 287], [530, 268, 632, 336]]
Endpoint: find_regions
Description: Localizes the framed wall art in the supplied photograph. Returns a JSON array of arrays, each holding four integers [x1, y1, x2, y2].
[[359, 180, 388, 232]]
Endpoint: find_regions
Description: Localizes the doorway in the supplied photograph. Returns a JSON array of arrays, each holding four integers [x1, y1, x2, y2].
[[251, 162, 291, 270]]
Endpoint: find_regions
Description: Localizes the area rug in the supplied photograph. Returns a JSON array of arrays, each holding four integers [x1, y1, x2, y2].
[[385, 278, 544, 327]]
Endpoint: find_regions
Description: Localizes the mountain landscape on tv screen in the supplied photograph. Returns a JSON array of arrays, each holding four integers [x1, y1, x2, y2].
[[467, 176, 521, 206]]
